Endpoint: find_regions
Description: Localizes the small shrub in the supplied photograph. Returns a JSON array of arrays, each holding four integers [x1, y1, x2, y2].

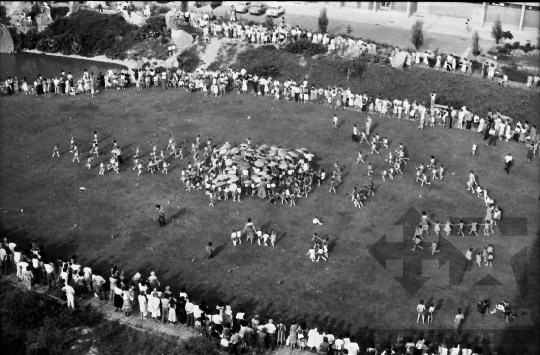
[[318, 8, 328, 34], [177, 46, 201, 70], [22, 27, 40, 50], [500, 66, 532, 82], [195, 1, 204, 8], [210, 1, 223, 9], [471, 31, 481, 55], [491, 17, 504, 44], [265, 16, 274, 29], [150, 4, 169, 15], [234, 45, 303, 79], [512, 41, 520, 49], [1, 5, 12, 25], [51, 6, 69, 20], [411, 20, 424, 50], [284, 39, 326, 57]]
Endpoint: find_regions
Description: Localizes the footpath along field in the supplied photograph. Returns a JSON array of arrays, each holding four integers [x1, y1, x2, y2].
[[0, 59, 538, 348]]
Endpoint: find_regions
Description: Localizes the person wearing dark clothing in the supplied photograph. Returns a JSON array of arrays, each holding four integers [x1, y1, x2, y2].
[[156, 205, 165, 226], [477, 299, 490, 314]]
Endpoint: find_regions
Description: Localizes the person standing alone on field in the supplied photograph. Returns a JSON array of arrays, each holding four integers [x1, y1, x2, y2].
[[156, 204, 166, 227], [504, 153, 513, 174], [454, 308, 465, 336]]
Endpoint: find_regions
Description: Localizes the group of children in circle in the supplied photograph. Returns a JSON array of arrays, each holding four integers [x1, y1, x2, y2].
[[306, 230, 330, 263]]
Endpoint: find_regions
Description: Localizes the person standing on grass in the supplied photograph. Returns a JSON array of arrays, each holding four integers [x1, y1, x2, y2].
[[504, 153, 513, 174], [352, 124, 359, 142], [156, 204, 165, 227], [206, 242, 214, 259], [92, 272, 107, 300], [416, 300, 426, 323], [465, 248, 473, 271], [62, 280, 76, 309], [454, 309, 465, 336], [366, 116, 372, 136]]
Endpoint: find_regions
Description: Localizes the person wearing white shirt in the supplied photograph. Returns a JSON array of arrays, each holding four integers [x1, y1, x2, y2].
[[449, 343, 460, 355], [504, 153, 513, 174], [236, 309, 245, 320], [193, 302, 203, 322], [313, 217, 322, 225], [62, 282, 76, 308], [44, 262, 56, 289], [343, 336, 359, 355], [211, 310, 223, 325], [185, 299, 195, 326], [265, 319, 277, 349]]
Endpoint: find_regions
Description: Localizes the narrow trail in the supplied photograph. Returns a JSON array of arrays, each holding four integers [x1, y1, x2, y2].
[[199, 39, 223, 67]]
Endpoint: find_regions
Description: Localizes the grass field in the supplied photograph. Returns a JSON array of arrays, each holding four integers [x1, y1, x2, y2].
[[1, 63, 539, 349]]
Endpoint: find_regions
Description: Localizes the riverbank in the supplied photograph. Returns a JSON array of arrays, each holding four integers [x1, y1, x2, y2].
[[0, 49, 185, 82]]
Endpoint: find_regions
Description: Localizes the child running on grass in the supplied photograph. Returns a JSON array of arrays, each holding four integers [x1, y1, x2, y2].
[[431, 241, 440, 255], [412, 226, 424, 251], [457, 220, 466, 237]]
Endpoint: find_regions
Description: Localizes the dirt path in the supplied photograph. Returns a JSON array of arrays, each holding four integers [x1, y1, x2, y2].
[[198, 38, 223, 67]]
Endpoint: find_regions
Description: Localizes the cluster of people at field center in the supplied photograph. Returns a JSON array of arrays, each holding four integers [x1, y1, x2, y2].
[[177, 138, 321, 206]]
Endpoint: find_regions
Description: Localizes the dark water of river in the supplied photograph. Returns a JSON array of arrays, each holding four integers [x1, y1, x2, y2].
[[0, 52, 127, 82]]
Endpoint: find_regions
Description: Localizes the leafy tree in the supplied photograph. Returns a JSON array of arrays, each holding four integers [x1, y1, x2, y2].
[[491, 17, 503, 44], [410, 20, 424, 50], [318, 8, 329, 34], [471, 30, 481, 55]]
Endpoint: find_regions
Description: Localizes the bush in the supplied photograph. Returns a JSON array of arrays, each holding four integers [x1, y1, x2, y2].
[[50, 6, 69, 21], [318, 8, 328, 34], [0, 284, 102, 354], [177, 46, 201, 70], [491, 17, 504, 44], [37, 10, 139, 58], [195, 1, 204, 8], [234, 45, 303, 79], [471, 31, 481, 55], [497, 43, 511, 55], [150, 4, 169, 15], [22, 27, 40, 50], [411, 20, 424, 50], [210, 1, 223, 9], [1, 5, 11, 25], [284, 39, 326, 57], [265, 16, 274, 30], [500, 66, 532, 82]]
